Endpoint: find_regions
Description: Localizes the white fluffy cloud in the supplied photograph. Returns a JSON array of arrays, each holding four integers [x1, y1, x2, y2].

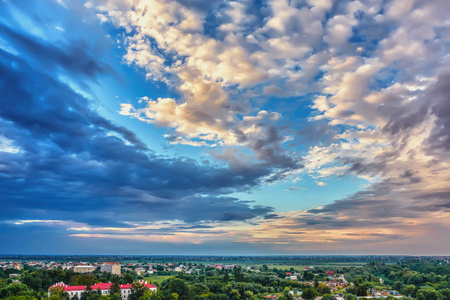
[[86, 0, 450, 248]]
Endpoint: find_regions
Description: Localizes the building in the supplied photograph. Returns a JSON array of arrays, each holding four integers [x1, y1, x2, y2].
[[48, 281, 156, 299], [74, 265, 96, 273], [326, 270, 335, 276], [135, 267, 147, 275], [11, 262, 22, 270], [100, 262, 121, 275]]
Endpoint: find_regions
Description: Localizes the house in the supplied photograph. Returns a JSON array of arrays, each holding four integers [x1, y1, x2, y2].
[[48, 281, 156, 300], [326, 270, 335, 276], [224, 265, 236, 269], [135, 267, 147, 275], [11, 262, 22, 270], [390, 290, 400, 296]]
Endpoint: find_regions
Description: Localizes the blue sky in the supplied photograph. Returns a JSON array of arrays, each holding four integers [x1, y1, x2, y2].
[[1, 0, 450, 255]]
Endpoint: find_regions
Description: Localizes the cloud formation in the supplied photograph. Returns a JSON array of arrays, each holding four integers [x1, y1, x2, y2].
[[0, 17, 274, 230], [1, 0, 450, 254]]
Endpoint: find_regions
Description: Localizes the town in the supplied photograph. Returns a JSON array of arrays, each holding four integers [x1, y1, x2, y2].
[[2, 256, 448, 299]]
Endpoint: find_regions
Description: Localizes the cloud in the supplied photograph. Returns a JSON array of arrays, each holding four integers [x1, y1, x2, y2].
[[88, 0, 338, 172], [2, 0, 450, 254], [0, 19, 276, 231], [285, 187, 307, 192]]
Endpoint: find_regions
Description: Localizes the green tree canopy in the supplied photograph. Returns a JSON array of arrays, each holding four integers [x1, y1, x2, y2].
[[302, 287, 318, 300]]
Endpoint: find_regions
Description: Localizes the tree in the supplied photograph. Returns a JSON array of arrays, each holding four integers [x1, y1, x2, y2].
[[322, 294, 337, 300], [109, 293, 121, 300], [129, 282, 149, 300], [416, 286, 440, 300], [318, 284, 331, 295], [304, 271, 314, 281], [228, 289, 240, 300], [75, 274, 97, 287], [223, 270, 229, 283], [48, 286, 69, 300], [278, 287, 293, 300], [0, 283, 33, 299], [439, 288, 450, 300], [401, 284, 416, 297], [140, 290, 162, 300], [80, 284, 93, 300], [108, 282, 120, 296], [393, 281, 404, 291], [302, 287, 318, 300], [50, 286, 69, 300], [233, 267, 244, 282], [191, 283, 209, 296], [162, 278, 189, 300], [122, 273, 134, 284], [344, 294, 357, 300]]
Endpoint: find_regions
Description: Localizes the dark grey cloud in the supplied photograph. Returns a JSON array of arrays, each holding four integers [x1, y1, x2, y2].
[[299, 214, 401, 230], [0, 22, 112, 81], [427, 73, 450, 153], [0, 21, 275, 227], [295, 120, 337, 146], [249, 125, 303, 177]]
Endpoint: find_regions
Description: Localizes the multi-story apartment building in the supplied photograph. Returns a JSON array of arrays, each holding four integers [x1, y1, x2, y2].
[[100, 262, 121, 275]]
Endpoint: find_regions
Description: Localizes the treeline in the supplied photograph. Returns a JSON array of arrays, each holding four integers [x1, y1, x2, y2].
[[1, 259, 450, 300], [365, 260, 450, 300]]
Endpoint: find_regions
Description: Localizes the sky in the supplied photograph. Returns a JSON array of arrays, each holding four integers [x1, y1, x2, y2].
[[1, 0, 450, 255]]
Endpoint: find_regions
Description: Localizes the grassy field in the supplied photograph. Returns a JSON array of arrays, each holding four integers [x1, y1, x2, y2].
[[143, 275, 173, 285], [262, 262, 366, 270]]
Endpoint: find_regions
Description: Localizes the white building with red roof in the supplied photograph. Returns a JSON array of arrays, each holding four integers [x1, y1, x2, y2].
[[48, 281, 156, 299]]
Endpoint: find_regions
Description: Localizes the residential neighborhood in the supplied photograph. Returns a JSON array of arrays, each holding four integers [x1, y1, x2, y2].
[[2, 256, 449, 299]]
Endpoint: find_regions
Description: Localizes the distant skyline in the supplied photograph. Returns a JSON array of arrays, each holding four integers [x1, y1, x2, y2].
[[1, 0, 450, 255]]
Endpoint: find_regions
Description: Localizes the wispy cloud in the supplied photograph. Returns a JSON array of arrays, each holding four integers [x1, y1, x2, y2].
[[285, 187, 307, 191]]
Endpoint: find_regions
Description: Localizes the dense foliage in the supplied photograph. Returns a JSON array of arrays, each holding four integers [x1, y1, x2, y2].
[[0, 258, 449, 299]]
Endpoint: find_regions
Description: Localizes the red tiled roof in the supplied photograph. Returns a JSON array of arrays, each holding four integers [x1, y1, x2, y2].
[[65, 285, 87, 291], [49, 281, 156, 292]]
